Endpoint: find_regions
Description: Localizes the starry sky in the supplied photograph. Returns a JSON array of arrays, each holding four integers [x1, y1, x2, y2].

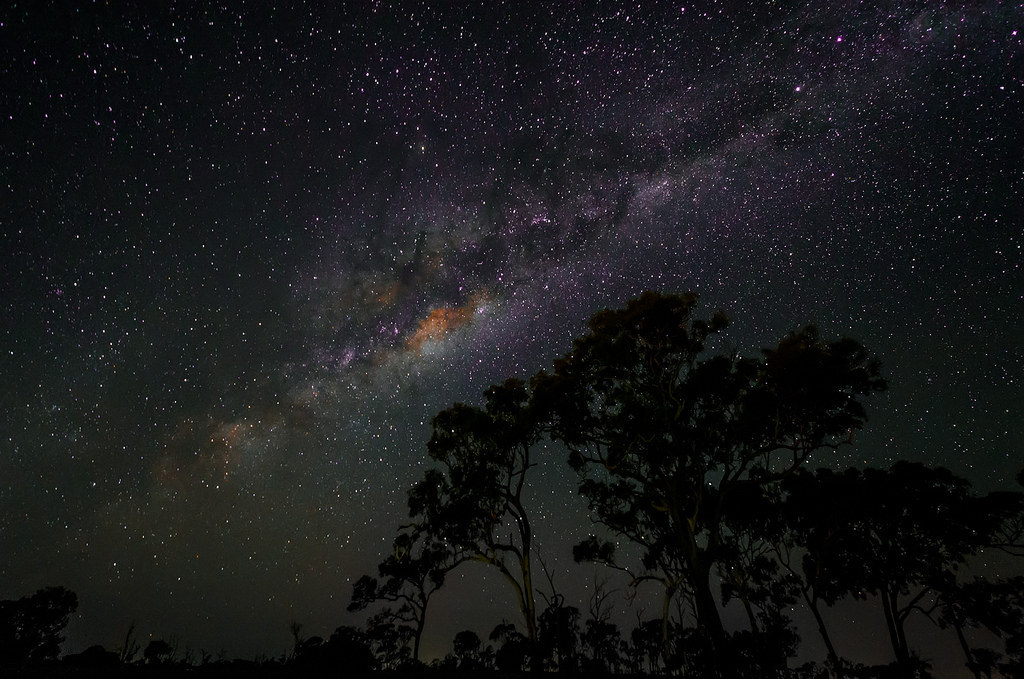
[[2, 0, 1022, 666]]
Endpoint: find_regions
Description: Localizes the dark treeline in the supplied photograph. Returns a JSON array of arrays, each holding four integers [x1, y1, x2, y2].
[[349, 292, 1024, 679], [4, 292, 1023, 678]]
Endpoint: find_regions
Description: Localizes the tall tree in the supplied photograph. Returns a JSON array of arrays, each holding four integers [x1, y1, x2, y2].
[[490, 621, 533, 673], [934, 576, 1024, 679], [719, 480, 803, 674], [779, 465, 1024, 678], [0, 586, 78, 667], [410, 378, 545, 648], [452, 629, 484, 670], [580, 577, 624, 675], [846, 463, 1008, 677], [628, 618, 665, 675], [927, 482, 1024, 679], [533, 291, 884, 674], [785, 463, 1020, 679], [537, 595, 580, 673], [776, 467, 862, 670], [348, 526, 468, 661]]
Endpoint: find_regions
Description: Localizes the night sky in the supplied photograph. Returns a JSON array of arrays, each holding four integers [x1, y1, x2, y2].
[[2, 0, 1022, 667]]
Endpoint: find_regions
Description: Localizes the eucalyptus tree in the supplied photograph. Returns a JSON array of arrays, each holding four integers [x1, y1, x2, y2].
[[843, 463, 1023, 678], [775, 467, 861, 669], [409, 378, 546, 646], [781, 463, 1023, 678], [0, 586, 78, 667], [349, 525, 469, 661], [533, 291, 885, 673]]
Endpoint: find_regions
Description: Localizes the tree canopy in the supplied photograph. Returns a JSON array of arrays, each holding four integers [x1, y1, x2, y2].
[[0, 586, 78, 667], [531, 291, 885, 670], [408, 378, 546, 649], [350, 291, 1021, 678]]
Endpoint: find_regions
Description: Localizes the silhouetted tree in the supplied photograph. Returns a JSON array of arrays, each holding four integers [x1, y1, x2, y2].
[[628, 618, 664, 675], [364, 612, 414, 670], [289, 625, 375, 675], [855, 464, 1002, 677], [573, 531, 696, 665], [291, 634, 325, 667], [533, 291, 884, 675], [992, 471, 1024, 677], [117, 621, 141, 664], [349, 525, 468, 660], [989, 468, 1024, 557], [668, 624, 717, 677], [931, 576, 1022, 679], [580, 620, 622, 675], [720, 481, 803, 675], [61, 644, 120, 669], [998, 577, 1024, 679], [534, 556, 581, 673], [411, 378, 546, 650], [929, 483, 1024, 679], [490, 621, 532, 673], [580, 576, 622, 675], [330, 626, 376, 673], [288, 620, 306, 662], [777, 466, 863, 671], [785, 463, 1017, 679], [538, 594, 581, 673], [143, 639, 175, 665], [453, 629, 484, 670], [0, 586, 78, 667], [926, 480, 1023, 678]]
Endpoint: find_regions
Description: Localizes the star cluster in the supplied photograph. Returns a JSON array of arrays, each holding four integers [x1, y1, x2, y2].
[[1, 1, 1021, 666]]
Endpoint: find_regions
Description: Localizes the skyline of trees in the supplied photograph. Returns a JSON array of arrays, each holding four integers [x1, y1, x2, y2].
[[348, 291, 1022, 678], [4, 292, 1022, 677]]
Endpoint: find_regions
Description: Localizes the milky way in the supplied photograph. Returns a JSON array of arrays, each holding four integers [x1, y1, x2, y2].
[[2, 2, 1021, 666]]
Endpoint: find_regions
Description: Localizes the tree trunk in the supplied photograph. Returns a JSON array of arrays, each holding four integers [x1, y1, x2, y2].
[[690, 560, 735, 678], [949, 613, 982, 679], [804, 591, 841, 673], [522, 553, 537, 642], [881, 588, 912, 678], [512, 495, 541, 673], [738, 586, 759, 634], [413, 612, 426, 662], [523, 559, 542, 673], [659, 581, 677, 666]]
